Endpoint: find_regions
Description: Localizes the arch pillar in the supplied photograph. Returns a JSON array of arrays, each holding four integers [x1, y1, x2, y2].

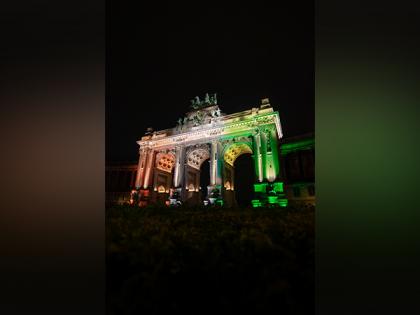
[[170, 146, 185, 203], [133, 148, 155, 206], [252, 130, 263, 182], [207, 140, 223, 205], [135, 148, 147, 189], [173, 146, 187, 188], [251, 124, 287, 207], [143, 149, 155, 189], [262, 125, 280, 182]]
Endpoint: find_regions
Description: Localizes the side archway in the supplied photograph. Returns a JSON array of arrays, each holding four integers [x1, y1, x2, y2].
[[222, 142, 254, 207], [184, 144, 211, 204], [152, 152, 176, 204]]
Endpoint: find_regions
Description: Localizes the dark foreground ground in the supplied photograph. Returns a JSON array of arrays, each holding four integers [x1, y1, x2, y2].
[[106, 205, 314, 315]]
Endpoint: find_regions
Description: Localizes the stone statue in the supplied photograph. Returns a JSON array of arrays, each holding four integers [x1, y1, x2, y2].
[[190, 99, 198, 109], [190, 96, 202, 110], [215, 108, 221, 117], [204, 93, 210, 104], [210, 93, 217, 105], [192, 112, 203, 126], [177, 118, 183, 129], [197, 111, 204, 123], [190, 93, 218, 110]]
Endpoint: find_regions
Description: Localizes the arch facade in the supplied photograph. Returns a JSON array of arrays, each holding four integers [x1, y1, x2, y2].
[[133, 95, 287, 207]]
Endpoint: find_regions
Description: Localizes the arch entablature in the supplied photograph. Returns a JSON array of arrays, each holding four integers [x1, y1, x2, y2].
[[220, 134, 254, 149], [185, 143, 210, 170]]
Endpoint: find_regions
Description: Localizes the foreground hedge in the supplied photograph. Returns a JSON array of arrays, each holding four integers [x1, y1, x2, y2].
[[107, 205, 314, 315]]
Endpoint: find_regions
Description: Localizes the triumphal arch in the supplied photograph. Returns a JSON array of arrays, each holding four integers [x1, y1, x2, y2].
[[132, 93, 287, 207]]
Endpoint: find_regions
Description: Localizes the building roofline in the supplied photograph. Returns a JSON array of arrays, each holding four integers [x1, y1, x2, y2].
[[280, 132, 314, 144]]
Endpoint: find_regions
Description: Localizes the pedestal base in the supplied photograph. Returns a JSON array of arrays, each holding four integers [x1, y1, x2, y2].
[[131, 188, 151, 207], [206, 185, 223, 206], [168, 187, 183, 206], [251, 181, 288, 208]]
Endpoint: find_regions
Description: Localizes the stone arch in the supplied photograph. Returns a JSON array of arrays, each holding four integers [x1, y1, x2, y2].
[[223, 142, 253, 166], [155, 152, 176, 173], [186, 144, 210, 170]]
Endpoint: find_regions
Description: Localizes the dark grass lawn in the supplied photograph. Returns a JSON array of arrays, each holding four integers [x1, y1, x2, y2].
[[106, 205, 314, 315]]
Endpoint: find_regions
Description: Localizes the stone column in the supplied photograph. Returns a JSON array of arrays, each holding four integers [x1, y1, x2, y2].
[[270, 127, 280, 180], [210, 141, 217, 185], [253, 130, 263, 182], [263, 125, 279, 182], [173, 146, 185, 188], [135, 148, 147, 189], [209, 141, 223, 186], [216, 141, 223, 186], [143, 149, 155, 189], [208, 141, 222, 204]]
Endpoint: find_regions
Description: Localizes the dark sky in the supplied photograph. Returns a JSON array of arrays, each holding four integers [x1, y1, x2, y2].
[[107, 1, 314, 162]]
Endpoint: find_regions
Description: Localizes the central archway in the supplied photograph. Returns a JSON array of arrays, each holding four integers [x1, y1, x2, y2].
[[184, 144, 211, 205]]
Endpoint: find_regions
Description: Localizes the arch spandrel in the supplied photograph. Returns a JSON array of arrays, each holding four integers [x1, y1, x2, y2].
[[223, 142, 253, 166], [155, 152, 176, 173], [185, 144, 210, 170]]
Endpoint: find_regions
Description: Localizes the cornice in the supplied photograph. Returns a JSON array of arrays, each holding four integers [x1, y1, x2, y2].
[[137, 111, 283, 149]]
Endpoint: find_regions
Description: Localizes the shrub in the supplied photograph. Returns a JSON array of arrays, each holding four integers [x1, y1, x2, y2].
[[106, 205, 314, 315]]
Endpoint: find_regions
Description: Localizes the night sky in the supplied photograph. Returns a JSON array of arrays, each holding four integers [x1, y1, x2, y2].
[[107, 1, 314, 163]]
